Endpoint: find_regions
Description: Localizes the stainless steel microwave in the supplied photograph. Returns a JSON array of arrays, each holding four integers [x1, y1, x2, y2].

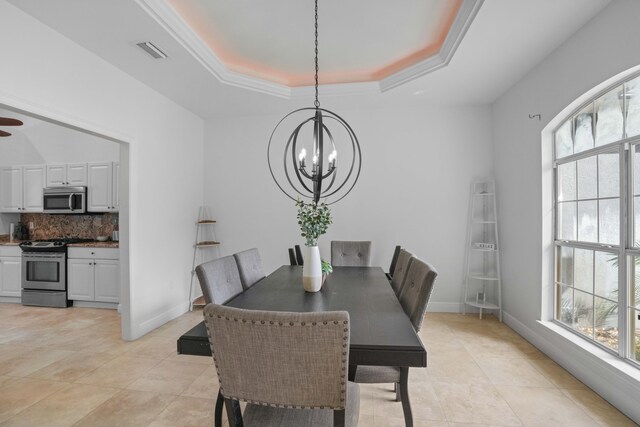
[[43, 186, 87, 214]]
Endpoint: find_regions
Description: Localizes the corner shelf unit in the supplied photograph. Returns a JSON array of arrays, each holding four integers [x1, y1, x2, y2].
[[188, 208, 221, 311], [463, 181, 502, 321]]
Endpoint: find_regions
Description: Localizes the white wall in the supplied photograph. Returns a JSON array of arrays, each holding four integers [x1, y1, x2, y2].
[[492, 0, 640, 421], [204, 104, 493, 311], [0, 1, 204, 339], [0, 119, 119, 166]]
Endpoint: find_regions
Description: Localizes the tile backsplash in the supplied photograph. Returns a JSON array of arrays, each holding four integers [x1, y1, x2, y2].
[[19, 213, 118, 240]]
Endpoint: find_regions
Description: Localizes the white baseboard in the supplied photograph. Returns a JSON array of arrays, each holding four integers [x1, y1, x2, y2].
[[0, 297, 20, 303], [72, 301, 118, 310], [503, 311, 640, 424], [134, 301, 190, 339]]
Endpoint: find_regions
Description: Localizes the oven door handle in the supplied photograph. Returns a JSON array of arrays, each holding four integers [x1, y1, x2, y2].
[[68, 193, 75, 211]]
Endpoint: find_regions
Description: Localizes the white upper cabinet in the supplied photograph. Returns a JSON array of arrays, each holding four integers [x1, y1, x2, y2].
[[0, 165, 45, 213], [23, 165, 46, 211], [88, 162, 118, 212], [46, 163, 87, 187]]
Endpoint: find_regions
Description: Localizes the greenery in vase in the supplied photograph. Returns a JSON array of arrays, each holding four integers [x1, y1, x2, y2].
[[296, 199, 332, 247], [321, 259, 333, 275]]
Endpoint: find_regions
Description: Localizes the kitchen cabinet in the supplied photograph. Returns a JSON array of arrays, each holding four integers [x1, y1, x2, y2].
[[0, 246, 22, 298], [46, 163, 87, 187], [87, 162, 119, 212], [0, 165, 45, 213], [67, 247, 119, 304]]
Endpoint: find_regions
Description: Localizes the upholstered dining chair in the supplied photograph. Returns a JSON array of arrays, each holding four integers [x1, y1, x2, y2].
[[354, 258, 438, 401], [195, 256, 244, 305], [288, 248, 297, 265], [233, 248, 266, 290], [390, 249, 414, 296], [203, 304, 360, 427], [386, 245, 402, 280], [331, 241, 372, 267]]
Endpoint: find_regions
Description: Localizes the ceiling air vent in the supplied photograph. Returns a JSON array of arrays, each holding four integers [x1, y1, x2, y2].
[[136, 41, 168, 59]]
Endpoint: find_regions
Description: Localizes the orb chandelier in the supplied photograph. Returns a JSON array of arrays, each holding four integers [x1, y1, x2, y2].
[[267, 0, 361, 205]]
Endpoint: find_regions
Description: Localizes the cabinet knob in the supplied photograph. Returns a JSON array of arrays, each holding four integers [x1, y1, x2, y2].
[[91, 252, 95, 255]]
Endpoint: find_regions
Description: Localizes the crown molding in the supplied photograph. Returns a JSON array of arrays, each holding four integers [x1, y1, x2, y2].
[[380, 0, 484, 92], [137, 0, 483, 98]]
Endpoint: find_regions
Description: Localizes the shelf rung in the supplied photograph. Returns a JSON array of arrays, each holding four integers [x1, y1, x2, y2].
[[197, 220, 217, 224], [465, 301, 500, 310], [192, 296, 206, 306], [468, 274, 500, 281], [195, 241, 220, 247]]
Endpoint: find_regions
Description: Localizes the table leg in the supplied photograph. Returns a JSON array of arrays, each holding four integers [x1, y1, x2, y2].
[[224, 398, 242, 427], [400, 367, 413, 427], [348, 364, 357, 381], [215, 389, 224, 427]]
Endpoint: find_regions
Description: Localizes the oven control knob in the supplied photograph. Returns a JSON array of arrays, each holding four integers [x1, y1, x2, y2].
[[23, 241, 32, 246], [54, 242, 63, 246]]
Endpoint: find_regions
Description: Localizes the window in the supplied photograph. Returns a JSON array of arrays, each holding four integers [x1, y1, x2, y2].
[[554, 74, 640, 364]]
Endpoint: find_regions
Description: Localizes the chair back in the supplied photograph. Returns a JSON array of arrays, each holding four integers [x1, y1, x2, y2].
[[204, 304, 350, 410], [331, 241, 372, 267], [288, 248, 298, 266], [390, 249, 414, 296], [295, 244, 304, 265], [388, 245, 401, 276], [398, 258, 438, 332], [233, 248, 266, 290], [195, 256, 243, 304]]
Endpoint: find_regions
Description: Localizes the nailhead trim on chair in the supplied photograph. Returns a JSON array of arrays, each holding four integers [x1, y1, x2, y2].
[[205, 311, 350, 410]]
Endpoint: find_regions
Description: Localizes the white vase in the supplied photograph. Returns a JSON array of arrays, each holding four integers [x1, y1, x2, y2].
[[302, 245, 323, 292]]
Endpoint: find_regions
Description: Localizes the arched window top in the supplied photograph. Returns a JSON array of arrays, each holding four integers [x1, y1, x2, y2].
[[555, 74, 640, 160]]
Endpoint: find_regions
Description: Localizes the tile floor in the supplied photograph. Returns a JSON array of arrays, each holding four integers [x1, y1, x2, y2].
[[0, 303, 636, 426]]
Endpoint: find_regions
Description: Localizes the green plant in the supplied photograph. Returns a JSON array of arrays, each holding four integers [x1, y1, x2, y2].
[[296, 199, 332, 246], [321, 259, 333, 275]]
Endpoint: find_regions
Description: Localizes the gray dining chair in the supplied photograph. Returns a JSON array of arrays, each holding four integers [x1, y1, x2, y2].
[[233, 248, 266, 290], [195, 256, 243, 305], [203, 304, 360, 427], [354, 257, 437, 401], [331, 240, 372, 267], [386, 245, 402, 280], [195, 256, 245, 427], [390, 249, 414, 296]]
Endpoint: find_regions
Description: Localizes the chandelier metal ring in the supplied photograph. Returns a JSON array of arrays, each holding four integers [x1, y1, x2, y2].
[[267, 107, 361, 205]]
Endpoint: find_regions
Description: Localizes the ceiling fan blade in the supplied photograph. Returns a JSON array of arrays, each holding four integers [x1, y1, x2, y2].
[[0, 130, 11, 137], [0, 118, 23, 126]]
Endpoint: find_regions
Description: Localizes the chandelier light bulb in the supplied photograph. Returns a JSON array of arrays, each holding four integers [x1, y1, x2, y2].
[[299, 148, 307, 162]]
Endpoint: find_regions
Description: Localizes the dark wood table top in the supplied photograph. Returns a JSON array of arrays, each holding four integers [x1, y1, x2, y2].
[[224, 265, 426, 367]]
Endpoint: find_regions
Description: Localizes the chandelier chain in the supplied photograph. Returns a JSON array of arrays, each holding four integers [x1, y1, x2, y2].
[[314, 0, 320, 108]]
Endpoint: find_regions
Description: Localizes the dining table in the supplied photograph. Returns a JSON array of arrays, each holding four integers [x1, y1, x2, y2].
[[177, 265, 427, 427]]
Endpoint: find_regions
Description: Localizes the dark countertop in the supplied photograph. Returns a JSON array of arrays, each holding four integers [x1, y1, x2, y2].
[[0, 234, 119, 248]]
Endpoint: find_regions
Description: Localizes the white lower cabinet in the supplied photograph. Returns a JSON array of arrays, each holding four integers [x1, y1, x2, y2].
[[0, 256, 21, 297], [67, 248, 119, 304]]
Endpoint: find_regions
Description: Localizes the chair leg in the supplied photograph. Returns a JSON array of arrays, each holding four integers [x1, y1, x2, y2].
[[215, 389, 224, 427], [395, 381, 401, 402], [224, 398, 243, 427]]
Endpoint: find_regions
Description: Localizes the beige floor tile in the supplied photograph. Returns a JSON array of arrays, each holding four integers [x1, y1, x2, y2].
[[126, 359, 210, 395], [73, 389, 176, 427], [561, 388, 638, 427], [0, 383, 118, 427], [526, 358, 587, 390], [0, 348, 74, 377], [427, 351, 492, 385], [27, 351, 117, 382], [147, 396, 216, 427], [358, 414, 375, 426], [431, 382, 521, 425], [180, 365, 219, 399], [475, 357, 554, 388], [125, 335, 177, 359], [373, 416, 447, 426], [496, 385, 599, 426], [74, 355, 162, 388], [0, 377, 68, 423]]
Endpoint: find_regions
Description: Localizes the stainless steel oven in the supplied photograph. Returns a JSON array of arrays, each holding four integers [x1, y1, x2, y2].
[[43, 186, 87, 214], [20, 242, 69, 307]]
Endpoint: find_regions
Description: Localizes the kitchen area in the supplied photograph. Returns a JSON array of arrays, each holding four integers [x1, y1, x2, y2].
[[0, 108, 121, 311]]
